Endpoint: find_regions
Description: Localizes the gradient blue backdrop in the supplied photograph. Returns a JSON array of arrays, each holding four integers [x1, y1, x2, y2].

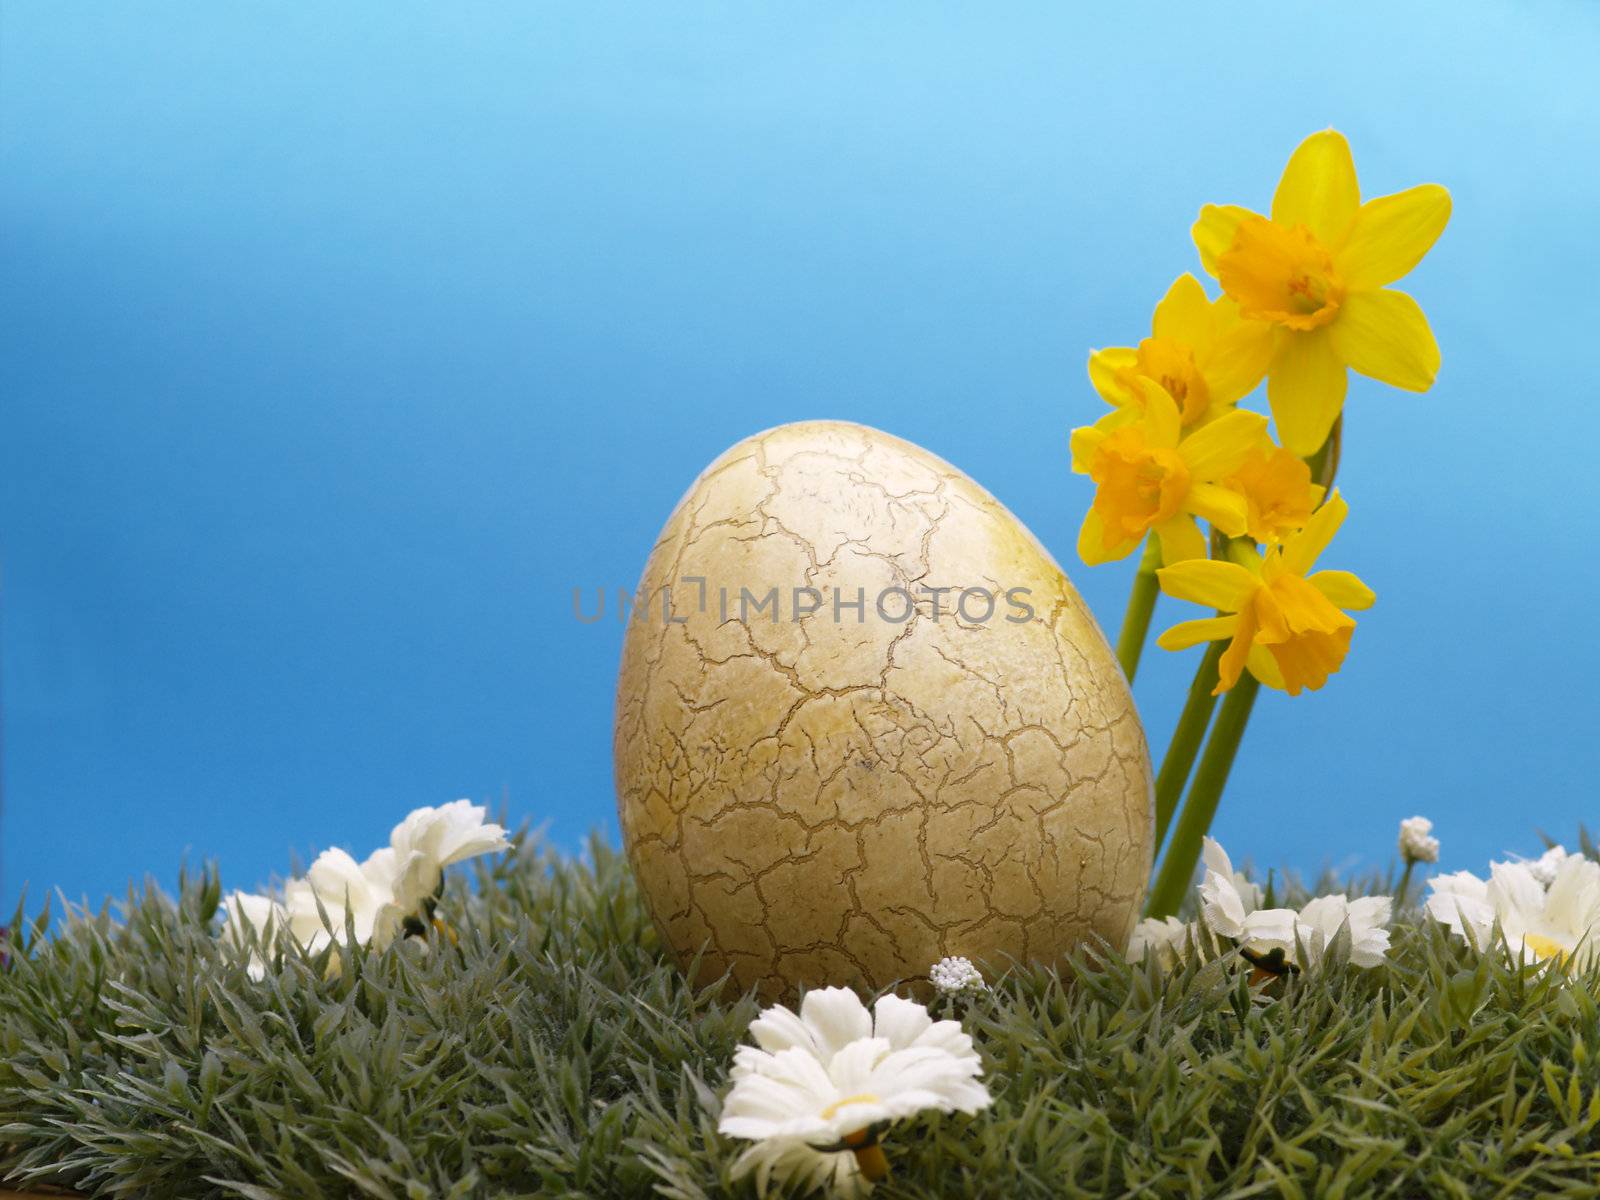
[[4, 3, 1596, 910]]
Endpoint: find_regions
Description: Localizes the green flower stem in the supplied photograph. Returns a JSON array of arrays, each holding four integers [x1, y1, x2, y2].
[[1145, 672, 1261, 920], [1151, 640, 1225, 856], [1396, 859, 1417, 909], [1116, 536, 1162, 683]]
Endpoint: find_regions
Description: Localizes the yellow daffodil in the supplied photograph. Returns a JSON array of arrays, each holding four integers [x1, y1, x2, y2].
[[1088, 274, 1274, 428], [1071, 378, 1265, 566], [1193, 130, 1451, 455], [1155, 491, 1374, 695], [1228, 441, 1324, 544]]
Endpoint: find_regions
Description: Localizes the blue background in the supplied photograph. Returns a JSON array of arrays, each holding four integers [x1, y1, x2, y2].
[[3, 3, 1595, 910]]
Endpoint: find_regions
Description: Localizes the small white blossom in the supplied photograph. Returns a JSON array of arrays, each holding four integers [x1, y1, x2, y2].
[[387, 800, 511, 913], [928, 956, 986, 996], [1523, 845, 1570, 886], [1426, 853, 1600, 966], [719, 987, 991, 1197], [1398, 816, 1440, 864]]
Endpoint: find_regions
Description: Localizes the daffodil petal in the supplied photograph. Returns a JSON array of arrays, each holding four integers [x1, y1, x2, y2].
[[1200, 305, 1275, 406], [1268, 328, 1347, 456], [1157, 559, 1256, 611], [1070, 424, 1105, 474], [1078, 506, 1137, 566], [1271, 130, 1360, 246], [1214, 609, 1257, 695], [1308, 569, 1375, 611], [1178, 409, 1268, 480], [1193, 204, 1257, 278], [1281, 490, 1349, 576], [1152, 273, 1214, 346], [1157, 614, 1239, 651], [1187, 481, 1249, 537], [1131, 377, 1183, 448], [1327, 288, 1440, 392], [1338, 184, 1451, 288], [1156, 515, 1207, 565], [1245, 642, 1287, 691], [1088, 346, 1137, 406]]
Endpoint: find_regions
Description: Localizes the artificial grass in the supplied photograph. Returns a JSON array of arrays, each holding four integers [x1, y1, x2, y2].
[[4, 833, 1600, 1199]]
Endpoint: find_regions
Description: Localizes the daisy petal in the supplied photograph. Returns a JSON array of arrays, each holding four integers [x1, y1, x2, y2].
[[797, 988, 873, 1062], [871, 993, 933, 1049]]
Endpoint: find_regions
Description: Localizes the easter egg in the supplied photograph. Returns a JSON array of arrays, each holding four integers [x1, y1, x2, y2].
[[614, 421, 1153, 996]]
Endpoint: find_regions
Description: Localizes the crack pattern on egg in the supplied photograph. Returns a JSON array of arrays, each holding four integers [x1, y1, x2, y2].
[[614, 421, 1154, 996]]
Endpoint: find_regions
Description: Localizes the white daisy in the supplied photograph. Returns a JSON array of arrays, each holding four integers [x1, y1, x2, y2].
[[284, 847, 406, 954], [1293, 895, 1393, 968], [1126, 916, 1194, 969], [1185, 838, 1394, 974], [1197, 837, 1301, 957], [387, 800, 511, 914], [1398, 816, 1440, 865], [1426, 853, 1600, 966], [719, 987, 991, 1197]]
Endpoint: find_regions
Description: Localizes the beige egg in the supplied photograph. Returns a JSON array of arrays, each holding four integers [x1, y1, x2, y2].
[[614, 421, 1153, 997]]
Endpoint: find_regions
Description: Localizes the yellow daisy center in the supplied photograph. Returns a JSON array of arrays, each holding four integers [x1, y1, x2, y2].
[[1089, 425, 1190, 549], [1524, 934, 1569, 963], [1217, 216, 1346, 331], [1131, 337, 1211, 426], [820, 1093, 882, 1120]]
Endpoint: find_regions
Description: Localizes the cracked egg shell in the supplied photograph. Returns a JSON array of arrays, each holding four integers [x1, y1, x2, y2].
[[614, 421, 1153, 998]]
